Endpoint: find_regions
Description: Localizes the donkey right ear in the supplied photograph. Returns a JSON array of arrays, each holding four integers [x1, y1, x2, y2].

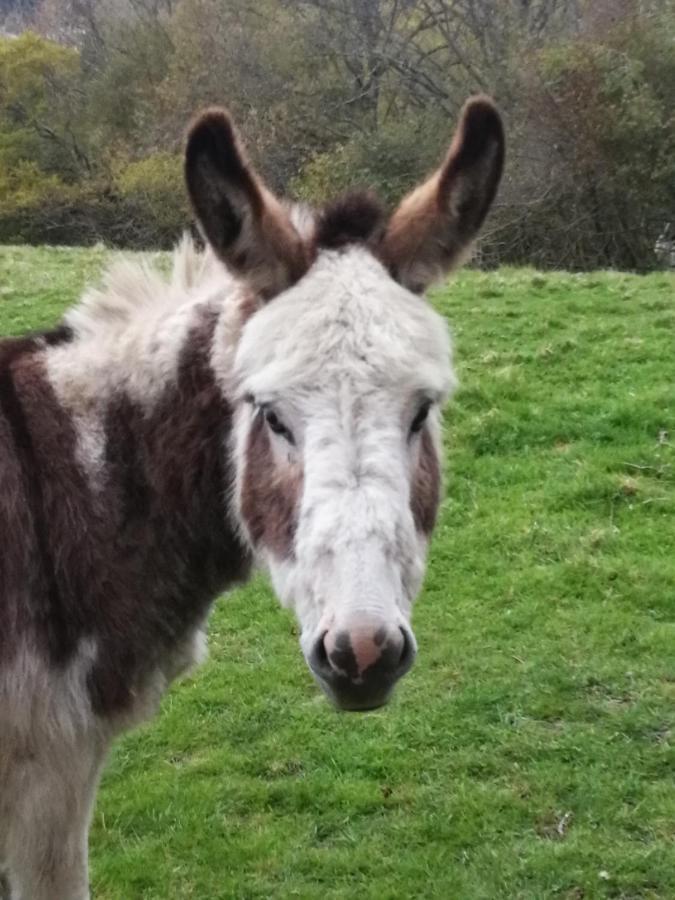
[[380, 96, 505, 293], [185, 109, 308, 299]]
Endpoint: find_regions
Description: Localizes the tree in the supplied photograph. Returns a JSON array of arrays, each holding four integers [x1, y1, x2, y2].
[[0, 31, 86, 178]]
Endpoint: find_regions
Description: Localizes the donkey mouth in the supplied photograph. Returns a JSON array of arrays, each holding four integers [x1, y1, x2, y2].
[[312, 675, 398, 712]]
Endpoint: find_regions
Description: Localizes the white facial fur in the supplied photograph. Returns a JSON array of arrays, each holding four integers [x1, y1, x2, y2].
[[232, 246, 456, 654]]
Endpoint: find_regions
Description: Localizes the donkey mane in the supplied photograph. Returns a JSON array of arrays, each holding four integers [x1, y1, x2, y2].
[[63, 189, 385, 347], [64, 235, 233, 342]]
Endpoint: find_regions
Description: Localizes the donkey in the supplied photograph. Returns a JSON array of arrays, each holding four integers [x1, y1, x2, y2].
[[0, 96, 504, 899]]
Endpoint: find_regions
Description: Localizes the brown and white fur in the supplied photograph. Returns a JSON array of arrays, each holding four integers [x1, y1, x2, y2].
[[0, 97, 504, 899]]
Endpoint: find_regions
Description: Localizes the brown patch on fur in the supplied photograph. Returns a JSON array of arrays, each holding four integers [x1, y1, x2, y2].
[[0, 327, 71, 367], [410, 430, 441, 535], [380, 96, 504, 293], [240, 412, 302, 558], [0, 338, 48, 663], [185, 109, 309, 300], [315, 192, 385, 250], [0, 312, 252, 716], [0, 328, 76, 665]]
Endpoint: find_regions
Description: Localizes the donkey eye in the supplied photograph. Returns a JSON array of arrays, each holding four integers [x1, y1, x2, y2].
[[264, 408, 295, 445], [410, 402, 431, 435]]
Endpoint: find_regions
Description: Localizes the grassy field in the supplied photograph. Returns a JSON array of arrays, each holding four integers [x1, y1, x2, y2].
[[1, 245, 674, 899]]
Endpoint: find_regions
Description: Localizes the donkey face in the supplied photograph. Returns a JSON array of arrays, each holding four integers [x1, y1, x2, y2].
[[231, 248, 452, 710], [185, 99, 504, 709]]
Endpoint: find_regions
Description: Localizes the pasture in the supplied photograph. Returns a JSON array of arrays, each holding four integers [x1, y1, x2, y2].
[[1, 245, 673, 899]]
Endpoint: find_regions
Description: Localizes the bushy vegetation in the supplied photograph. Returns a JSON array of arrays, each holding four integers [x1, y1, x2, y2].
[[1, 244, 673, 897], [1, 0, 674, 268]]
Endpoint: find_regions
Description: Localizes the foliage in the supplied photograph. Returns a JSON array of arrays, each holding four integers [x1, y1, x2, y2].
[[0, 158, 70, 206], [1, 245, 674, 897], [0, 31, 84, 177], [0, 3, 674, 268], [292, 112, 448, 207], [506, 17, 675, 269], [113, 152, 188, 246]]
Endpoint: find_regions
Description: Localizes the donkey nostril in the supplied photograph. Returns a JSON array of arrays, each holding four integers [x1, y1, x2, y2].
[[397, 627, 415, 674], [316, 632, 329, 665], [310, 624, 416, 689], [309, 631, 332, 676]]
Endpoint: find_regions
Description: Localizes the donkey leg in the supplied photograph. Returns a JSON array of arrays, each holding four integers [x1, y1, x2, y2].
[[4, 736, 106, 900]]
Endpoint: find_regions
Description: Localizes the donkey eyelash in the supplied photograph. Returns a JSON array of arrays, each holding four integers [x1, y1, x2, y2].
[[410, 401, 432, 435], [261, 405, 295, 445]]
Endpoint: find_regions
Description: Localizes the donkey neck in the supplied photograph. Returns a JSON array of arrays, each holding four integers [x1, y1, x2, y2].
[[1, 274, 254, 712], [41, 293, 245, 569]]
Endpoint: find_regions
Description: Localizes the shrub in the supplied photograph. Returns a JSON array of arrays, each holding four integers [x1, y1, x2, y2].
[[113, 153, 188, 247], [291, 112, 448, 209], [501, 19, 675, 270]]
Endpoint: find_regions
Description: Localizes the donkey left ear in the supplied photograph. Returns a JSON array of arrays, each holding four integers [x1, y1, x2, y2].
[[185, 108, 308, 299], [380, 96, 505, 293]]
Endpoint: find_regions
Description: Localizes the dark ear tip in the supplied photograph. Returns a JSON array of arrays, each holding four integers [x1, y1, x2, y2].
[[187, 107, 235, 138], [460, 95, 504, 143], [441, 94, 504, 178], [185, 107, 239, 163]]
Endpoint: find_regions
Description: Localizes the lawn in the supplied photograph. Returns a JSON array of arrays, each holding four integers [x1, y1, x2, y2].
[[1, 245, 674, 899]]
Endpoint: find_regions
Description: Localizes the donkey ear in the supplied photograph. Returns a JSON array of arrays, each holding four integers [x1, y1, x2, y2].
[[380, 96, 504, 293], [185, 108, 308, 299]]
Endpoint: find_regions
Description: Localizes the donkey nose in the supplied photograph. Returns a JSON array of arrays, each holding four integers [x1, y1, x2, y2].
[[309, 621, 416, 711], [324, 625, 408, 678]]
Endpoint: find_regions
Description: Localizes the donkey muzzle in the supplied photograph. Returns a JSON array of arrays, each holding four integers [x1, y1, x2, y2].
[[307, 617, 416, 711]]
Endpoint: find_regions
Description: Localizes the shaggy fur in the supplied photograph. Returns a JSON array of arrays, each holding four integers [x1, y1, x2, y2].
[[0, 242, 255, 899], [3, 303, 251, 711]]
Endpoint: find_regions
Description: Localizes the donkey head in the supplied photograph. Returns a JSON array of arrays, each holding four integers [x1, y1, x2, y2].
[[185, 98, 504, 710]]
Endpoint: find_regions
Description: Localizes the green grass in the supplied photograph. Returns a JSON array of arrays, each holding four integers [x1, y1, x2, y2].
[[2, 245, 674, 899]]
